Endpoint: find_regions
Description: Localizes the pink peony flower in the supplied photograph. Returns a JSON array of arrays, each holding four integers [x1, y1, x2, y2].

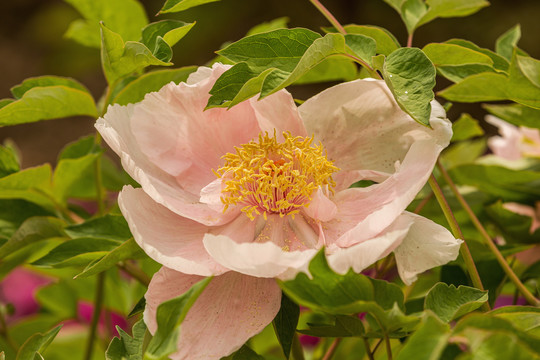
[[486, 115, 540, 160], [96, 64, 461, 359]]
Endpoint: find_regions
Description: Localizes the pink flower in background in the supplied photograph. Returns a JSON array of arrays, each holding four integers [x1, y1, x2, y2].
[[0, 268, 51, 322], [486, 115, 540, 160], [96, 64, 461, 359]]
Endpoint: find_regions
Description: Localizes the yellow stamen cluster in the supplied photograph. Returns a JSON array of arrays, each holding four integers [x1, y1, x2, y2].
[[216, 132, 339, 220]]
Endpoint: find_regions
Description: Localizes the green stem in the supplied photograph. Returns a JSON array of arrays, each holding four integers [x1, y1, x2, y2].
[[308, 0, 347, 35], [83, 272, 106, 360], [383, 334, 392, 360], [428, 175, 490, 311], [118, 260, 151, 287], [340, 54, 382, 79], [362, 338, 375, 360], [0, 307, 19, 353], [436, 162, 540, 307], [321, 338, 341, 360], [291, 332, 305, 360], [406, 33, 413, 47]]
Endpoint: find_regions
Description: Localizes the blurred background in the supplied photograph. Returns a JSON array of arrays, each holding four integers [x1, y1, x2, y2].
[[0, 0, 539, 168]]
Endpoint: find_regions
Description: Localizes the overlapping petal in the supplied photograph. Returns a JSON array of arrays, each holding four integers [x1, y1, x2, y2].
[[118, 186, 227, 276], [144, 267, 281, 360], [393, 212, 463, 285]]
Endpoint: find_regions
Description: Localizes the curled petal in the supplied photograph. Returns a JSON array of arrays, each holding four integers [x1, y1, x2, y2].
[[393, 212, 462, 285], [118, 186, 227, 276], [96, 104, 234, 226], [144, 267, 281, 360], [303, 188, 337, 222], [250, 89, 308, 139], [326, 214, 414, 274], [300, 79, 451, 185], [203, 215, 318, 279], [332, 138, 445, 247], [485, 115, 523, 160]]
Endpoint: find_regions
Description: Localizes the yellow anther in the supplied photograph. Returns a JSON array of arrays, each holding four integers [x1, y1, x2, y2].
[[215, 132, 339, 220]]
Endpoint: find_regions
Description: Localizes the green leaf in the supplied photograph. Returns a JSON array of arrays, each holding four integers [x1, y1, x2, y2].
[[100, 23, 171, 85], [439, 52, 540, 109], [344, 34, 377, 66], [395, 314, 450, 360], [293, 57, 357, 85], [75, 238, 146, 278], [279, 250, 374, 315], [451, 113, 484, 142], [10, 76, 89, 99], [446, 39, 510, 71], [449, 164, 540, 201], [424, 283, 488, 322], [453, 314, 540, 358], [517, 55, 540, 88], [441, 138, 486, 169], [273, 293, 299, 359], [484, 103, 540, 129], [437, 63, 497, 83], [246, 17, 289, 36], [141, 20, 195, 51], [490, 306, 540, 336], [0, 200, 53, 241], [217, 28, 321, 72], [64, 0, 148, 48], [423, 43, 494, 67], [35, 281, 78, 319], [485, 201, 539, 245], [0, 165, 55, 210], [106, 319, 147, 360], [300, 315, 365, 337], [112, 67, 197, 105], [0, 145, 20, 178], [53, 143, 101, 202], [416, 0, 489, 30], [32, 238, 121, 267], [383, 47, 436, 126], [496, 24, 521, 61], [65, 214, 132, 241], [152, 37, 173, 63], [341, 25, 400, 55], [145, 277, 212, 359], [221, 346, 265, 360], [0, 86, 98, 126], [401, 0, 428, 34], [208, 31, 355, 108], [0, 217, 66, 259], [16, 325, 62, 360], [159, 0, 219, 14]]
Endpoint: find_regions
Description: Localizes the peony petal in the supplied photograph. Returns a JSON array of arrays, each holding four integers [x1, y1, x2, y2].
[[130, 64, 261, 195], [118, 186, 228, 276], [331, 138, 444, 247], [503, 202, 540, 233], [393, 212, 462, 285], [326, 214, 414, 274], [300, 79, 451, 184], [203, 216, 318, 279], [144, 267, 282, 360], [250, 89, 308, 139], [303, 188, 337, 222], [485, 115, 522, 160], [96, 104, 235, 226]]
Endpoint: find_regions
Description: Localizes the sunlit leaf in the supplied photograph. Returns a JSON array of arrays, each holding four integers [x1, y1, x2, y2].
[[496, 24, 521, 61], [159, 0, 220, 14], [424, 283, 488, 322], [383, 47, 436, 126], [65, 0, 148, 48], [16, 325, 62, 360]]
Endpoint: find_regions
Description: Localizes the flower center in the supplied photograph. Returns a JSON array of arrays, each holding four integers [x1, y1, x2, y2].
[[216, 132, 339, 220]]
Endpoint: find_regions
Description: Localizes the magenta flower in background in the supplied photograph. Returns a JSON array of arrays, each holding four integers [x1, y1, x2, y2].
[[96, 64, 461, 359], [0, 268, 51, 322]]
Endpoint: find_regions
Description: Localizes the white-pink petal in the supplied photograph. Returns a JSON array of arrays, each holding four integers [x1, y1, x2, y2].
[[300, 79, 451, 178], [393, 212, 463, 285], [332, 138, 445, 247], [144, 267, 282, 360], [118, 186, 228, 276], [203, 216, 318, 279], [326, 214, 414, 274]]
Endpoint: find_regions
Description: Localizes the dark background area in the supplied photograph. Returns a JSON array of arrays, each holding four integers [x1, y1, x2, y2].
[[0, 0, 539, 168]]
